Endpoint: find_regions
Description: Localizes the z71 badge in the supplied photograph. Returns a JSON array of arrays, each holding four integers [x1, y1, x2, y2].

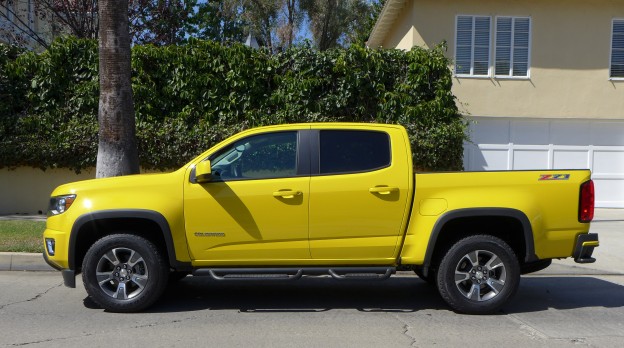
[[539, 174, 570, 181]]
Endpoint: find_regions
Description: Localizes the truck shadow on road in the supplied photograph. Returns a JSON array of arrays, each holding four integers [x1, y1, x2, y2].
[[131, 275, 624, 314], [147, 276, 443, 313], [504, 276, 624, 313]]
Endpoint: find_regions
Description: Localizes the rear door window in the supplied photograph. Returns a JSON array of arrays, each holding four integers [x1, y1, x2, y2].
[[319, 130, 391, 174]]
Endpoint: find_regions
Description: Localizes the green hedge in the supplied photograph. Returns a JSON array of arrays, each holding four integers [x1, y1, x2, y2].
[[0, 37, 466, 172]]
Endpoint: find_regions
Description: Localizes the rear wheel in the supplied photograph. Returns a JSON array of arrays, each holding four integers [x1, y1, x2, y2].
[[82, 234, 169, 312], [436, 235, 520, 314]]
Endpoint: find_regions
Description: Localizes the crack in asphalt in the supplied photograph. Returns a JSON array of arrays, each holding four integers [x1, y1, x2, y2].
[[393, 314, 418, 347], [0, 283, 62, 311], [5, 316, 199, 347], [551, 337, 591, 346], [505, 313, 549, 340], [8, 336, 88, 347]]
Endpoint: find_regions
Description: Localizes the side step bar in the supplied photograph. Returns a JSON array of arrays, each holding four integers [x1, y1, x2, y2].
[[193, 267, 395, 281]]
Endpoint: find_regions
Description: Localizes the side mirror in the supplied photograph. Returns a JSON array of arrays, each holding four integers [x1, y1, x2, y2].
[[195, 160, 213, 183]]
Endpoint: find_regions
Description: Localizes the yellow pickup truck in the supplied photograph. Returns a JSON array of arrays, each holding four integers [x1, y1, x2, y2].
[[43, 123, 598, 314]]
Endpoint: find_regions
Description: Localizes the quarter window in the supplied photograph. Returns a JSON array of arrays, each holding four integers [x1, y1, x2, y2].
[[611, 19, 624, 78], [455, 15, 491, 77], [495, 17, 531, 77], [319, 130, 391, 174]]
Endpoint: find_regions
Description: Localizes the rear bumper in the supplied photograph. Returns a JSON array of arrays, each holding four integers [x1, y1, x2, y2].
[[573, 233, 599, 264]]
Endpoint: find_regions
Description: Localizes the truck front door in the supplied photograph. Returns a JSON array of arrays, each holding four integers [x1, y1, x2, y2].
[[184, 131, 310, 264]]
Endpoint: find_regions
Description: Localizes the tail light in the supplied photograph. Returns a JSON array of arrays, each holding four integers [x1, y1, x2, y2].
[[578, 180, 594, 223]]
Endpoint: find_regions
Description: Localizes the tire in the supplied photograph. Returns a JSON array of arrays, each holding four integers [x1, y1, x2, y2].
[[436, 235, 520, 314], [82, 234, 169, 313]]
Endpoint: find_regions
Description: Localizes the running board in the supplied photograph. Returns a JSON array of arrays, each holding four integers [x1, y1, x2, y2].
[[193, 267, 395, 281]]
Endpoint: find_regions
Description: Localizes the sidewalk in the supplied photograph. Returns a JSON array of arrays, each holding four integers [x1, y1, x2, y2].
[[0, 209, 622, 272]]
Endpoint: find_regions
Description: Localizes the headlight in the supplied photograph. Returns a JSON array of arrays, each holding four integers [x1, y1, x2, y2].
[[48, 194, 76, 216]]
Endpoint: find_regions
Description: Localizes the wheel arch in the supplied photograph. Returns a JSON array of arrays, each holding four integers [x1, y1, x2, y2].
[[422, 208, 537, 273], [68, 210, 189, 272]]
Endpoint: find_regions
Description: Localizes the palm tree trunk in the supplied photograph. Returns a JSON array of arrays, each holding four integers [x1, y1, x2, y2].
[[96, 0, 140, 178]]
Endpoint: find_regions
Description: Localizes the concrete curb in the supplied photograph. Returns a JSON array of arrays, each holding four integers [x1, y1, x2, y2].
[[0, 215, 46, 221], [0, 252, 54, 271]]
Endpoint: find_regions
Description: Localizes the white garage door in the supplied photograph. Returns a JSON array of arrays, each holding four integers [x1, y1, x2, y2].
[[464, 117, 624, 208]]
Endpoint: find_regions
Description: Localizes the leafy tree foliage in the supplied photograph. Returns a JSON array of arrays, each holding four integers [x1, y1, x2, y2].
[[300, 0, 371, 50], [186, 0, 246, 43], [1, 0, 386, 50], [349, 0, 386, 45], [0, 0, 198, 49], [0, 38, 466, 172], [129, 0, 197, 46]]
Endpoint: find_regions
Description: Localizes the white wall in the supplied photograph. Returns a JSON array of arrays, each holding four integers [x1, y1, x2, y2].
[[1, 167, 95, 215]]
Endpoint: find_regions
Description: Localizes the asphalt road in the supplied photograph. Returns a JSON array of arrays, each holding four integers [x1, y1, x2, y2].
[[0, 211, 623, 347]]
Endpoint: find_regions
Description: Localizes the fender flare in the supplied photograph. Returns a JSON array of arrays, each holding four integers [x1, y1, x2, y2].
[[422, 208, 537, 269], [68, 209, 188, 271]]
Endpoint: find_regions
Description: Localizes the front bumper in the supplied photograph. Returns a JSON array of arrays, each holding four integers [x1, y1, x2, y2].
[[573, 233, 599, 264], [42, 251, 76, 288]]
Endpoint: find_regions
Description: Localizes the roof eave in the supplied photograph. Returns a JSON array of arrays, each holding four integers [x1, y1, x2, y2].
[[367, 0, 408, 48]]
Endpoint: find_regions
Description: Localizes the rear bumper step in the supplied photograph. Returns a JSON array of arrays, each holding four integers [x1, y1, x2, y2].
[[573, 233, 599, 264], [193, 267, 396, 281]]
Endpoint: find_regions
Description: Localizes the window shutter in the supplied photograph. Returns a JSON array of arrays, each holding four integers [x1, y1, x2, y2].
[[456, 16, 491, 76], [611, 20, 624, 78], [512, 18, 530, 77], [495, 17, 530, 77], [456, 16, 474, 75], [473, 17, 491, 75]]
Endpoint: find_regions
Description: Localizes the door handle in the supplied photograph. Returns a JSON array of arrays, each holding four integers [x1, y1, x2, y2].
[[369, 186, 399, 195], [273, 190, 302, 198]]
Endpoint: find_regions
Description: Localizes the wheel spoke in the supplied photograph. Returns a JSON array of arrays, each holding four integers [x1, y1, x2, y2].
[[128, 254, 144, 268], [96, 272, 113, 285], [467, 284, 481, 301], [104, 249, 121, 266], [466, 251, 479, 267], [485, 254, 503, 270], [132, 274, 148, 289], [114, 283, 128, 300], [487, 278, 505, 293], [455, 271, 470, 284]]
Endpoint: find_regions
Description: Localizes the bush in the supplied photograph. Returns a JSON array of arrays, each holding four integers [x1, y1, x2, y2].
[[0, 37, 466, 172]]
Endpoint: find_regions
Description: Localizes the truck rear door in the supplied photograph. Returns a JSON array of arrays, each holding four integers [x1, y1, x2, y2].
[[308, 126, 413, 262]]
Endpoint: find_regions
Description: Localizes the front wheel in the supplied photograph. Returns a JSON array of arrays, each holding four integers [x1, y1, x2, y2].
[[436, 235, 520, 314], [82, 234, 169, 312]]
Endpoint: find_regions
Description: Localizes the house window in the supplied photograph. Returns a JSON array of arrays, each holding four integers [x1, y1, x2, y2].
[[455, 15, 491, 77], [495, 17, 531, 78], [611, 19, 624, 79]]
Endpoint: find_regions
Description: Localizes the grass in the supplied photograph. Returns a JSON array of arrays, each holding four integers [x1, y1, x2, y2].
[[0, 220, 45, 253]]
